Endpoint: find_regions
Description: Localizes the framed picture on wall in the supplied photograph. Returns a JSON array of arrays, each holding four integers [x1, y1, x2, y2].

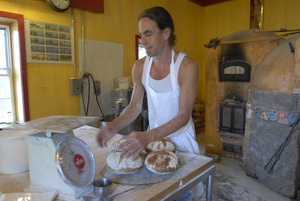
[[24, 19, 74, 64]]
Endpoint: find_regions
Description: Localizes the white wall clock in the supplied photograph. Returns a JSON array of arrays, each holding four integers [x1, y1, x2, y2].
[[46, 0, 72, 12]]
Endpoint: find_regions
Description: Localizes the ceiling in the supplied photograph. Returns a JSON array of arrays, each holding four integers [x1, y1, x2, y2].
[[189, 0, 231, 6]]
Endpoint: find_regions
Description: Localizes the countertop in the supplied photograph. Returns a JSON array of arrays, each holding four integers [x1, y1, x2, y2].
[[0, 122, 214, 201]]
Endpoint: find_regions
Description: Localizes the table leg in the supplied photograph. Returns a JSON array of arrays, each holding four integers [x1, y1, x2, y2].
[[160, 165, 215, 201], [206, 174, 213, 201]]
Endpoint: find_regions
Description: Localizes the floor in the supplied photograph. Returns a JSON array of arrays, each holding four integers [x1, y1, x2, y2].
[[195, 133, 293, 201]]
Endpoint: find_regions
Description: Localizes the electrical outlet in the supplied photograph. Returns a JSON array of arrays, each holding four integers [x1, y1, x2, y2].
[[70, 78, 82, 95]]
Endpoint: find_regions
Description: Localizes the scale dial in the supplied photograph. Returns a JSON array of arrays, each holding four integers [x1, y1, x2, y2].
[[56, 136, 95, 188]]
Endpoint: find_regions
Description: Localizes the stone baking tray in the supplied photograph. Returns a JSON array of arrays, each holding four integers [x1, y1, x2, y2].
[[100, 165, 174, 185]]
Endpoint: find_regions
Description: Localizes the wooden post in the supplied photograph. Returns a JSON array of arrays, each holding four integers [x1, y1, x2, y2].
[[250, 0, 264, 29]]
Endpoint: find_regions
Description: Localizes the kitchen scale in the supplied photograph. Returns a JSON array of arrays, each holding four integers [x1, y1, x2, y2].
[[27, 130, 96, 199]]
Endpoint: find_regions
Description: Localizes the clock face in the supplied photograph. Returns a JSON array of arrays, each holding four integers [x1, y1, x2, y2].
[[46, 0, 72, 12]]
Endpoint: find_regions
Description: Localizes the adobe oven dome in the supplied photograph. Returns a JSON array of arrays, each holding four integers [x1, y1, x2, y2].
[[220, 29, 280, 44], [252, 33, 300, 93]]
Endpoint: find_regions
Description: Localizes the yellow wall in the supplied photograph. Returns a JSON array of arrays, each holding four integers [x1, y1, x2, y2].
[[0, 0, 300, 120], [0, 0, 203, 120], [0, 0, 77, 120], [263, 0, 300, 30]]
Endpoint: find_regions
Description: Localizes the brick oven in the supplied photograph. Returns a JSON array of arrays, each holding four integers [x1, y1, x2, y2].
[[205, 29, 300, 199], [205, 29, 280, 158]]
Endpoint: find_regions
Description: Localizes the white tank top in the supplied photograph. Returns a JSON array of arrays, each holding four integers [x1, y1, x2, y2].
[[149, 73, 172, 93]]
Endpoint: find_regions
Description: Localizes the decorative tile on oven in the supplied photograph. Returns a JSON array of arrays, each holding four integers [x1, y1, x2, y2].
[[277, 111, 289, 124], [267, 110, 277, 122], [288, 113, 298, 125], [253, 105, 298, 125], [260, 109, 268, 121]]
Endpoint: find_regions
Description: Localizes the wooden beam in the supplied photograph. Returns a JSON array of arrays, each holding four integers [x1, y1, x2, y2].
[[250, 0, 264, 29]]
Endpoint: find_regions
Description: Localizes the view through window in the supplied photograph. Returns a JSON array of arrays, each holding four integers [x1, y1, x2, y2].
[[136, 34, 147, 60], [138, 43, 146, 59], [0, 25, 14, 123]]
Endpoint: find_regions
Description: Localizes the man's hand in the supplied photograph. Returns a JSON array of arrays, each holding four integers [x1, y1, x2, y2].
[[97, 123, 117, 147], [118, 131, 152, 160]]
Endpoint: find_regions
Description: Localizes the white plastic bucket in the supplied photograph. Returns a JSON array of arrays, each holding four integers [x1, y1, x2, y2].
[[0, 129, 34, 174], [114, 77, 131, 89]]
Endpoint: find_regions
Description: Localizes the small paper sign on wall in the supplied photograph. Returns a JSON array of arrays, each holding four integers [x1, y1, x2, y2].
[[24, 19, 74, 64]]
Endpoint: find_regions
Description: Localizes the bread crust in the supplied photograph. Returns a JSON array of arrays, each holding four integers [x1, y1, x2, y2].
[[111, 138, 128, 152], [145, 151, 180, 174], [145, 138, 176, 153], [106, 151, 143, 174]]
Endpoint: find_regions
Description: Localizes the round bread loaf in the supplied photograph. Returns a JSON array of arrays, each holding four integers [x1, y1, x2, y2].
[[145, 138, 176, 153], [145, 151, 180, 174], [106, 151, 143, 174]]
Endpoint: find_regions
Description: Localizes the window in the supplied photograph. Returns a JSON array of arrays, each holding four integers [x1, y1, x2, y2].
[[135, 34, 147, 60], [138, 43, 146, 59], [0, 25, 15, 123], [0, 11, 29, 124]]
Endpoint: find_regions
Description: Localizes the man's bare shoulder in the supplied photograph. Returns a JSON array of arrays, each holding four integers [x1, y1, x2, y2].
[[134, 56, 147, 68], [133, 56, 147, 81], [177, 55, 198, 88], [181, 55, 198, 70]]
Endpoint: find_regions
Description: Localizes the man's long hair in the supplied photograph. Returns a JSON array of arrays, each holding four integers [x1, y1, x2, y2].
[[138, 6, 176, 47]]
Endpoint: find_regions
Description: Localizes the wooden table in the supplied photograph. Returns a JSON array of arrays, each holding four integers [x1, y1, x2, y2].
[[0, 124, 215, 201]]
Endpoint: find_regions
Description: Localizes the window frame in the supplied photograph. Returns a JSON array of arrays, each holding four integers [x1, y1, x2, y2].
[[0, 25, 16, 123], [0, 11, 30, 122]]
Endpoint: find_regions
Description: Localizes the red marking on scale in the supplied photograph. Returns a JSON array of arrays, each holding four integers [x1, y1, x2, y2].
[[74, 154, 85, 169]]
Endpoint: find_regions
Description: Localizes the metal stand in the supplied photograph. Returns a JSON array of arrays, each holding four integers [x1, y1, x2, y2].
[[162, 165, 216, 201], [206, 173, 213, 201]]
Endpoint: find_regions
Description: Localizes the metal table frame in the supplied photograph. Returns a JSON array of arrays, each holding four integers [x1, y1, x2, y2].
[[162, 165, 216, 201]]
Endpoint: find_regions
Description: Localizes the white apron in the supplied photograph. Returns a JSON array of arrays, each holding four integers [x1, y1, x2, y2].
[[142, 50, 204, 199], [141, 50, 200, 154]]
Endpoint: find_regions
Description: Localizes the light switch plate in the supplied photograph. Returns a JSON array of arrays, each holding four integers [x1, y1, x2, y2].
[[70, 78, 82, 95]]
